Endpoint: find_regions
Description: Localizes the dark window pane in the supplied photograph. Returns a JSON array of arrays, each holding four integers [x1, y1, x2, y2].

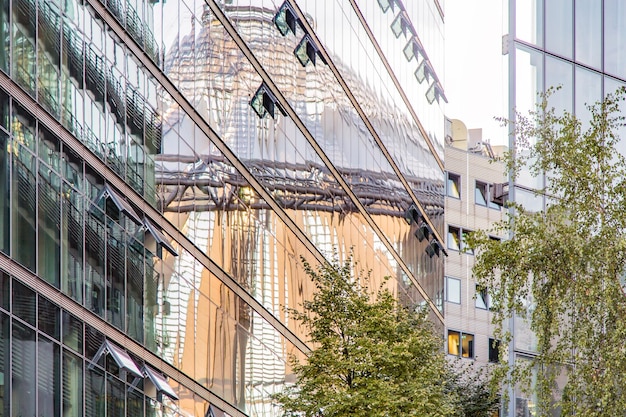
[[0, 312, 9, 415], [38, 335, 61, 417], [12, 320, 36, 417], [13, 279, 36, 326], [0, 131, 10, 254], [38, 169, 61, 287], [38, 295, 60, 340], [0, 271, 8, 311]]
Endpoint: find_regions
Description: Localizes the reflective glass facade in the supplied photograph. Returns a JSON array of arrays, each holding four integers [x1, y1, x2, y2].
[[0, 0, 446, 415], [508, 1, 626, 415]]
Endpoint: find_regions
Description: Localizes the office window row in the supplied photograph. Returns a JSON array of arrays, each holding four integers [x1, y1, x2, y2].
[[446, 172, 501, 210], [447, 330, 500, 363], [445, 277, 493, 310], [0, 272, 184, 417]]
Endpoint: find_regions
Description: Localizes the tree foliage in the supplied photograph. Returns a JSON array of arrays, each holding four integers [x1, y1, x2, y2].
[[468, 88, 626, 416], [273, 256, 498, 417]]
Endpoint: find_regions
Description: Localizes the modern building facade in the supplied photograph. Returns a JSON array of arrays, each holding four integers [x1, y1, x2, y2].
[[506, 1, 626, 415], [0, 0, 447, 416], [443, 119, 505, 369]]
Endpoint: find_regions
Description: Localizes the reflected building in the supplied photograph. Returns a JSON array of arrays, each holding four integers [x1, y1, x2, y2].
[[0, 0, 446, 416]]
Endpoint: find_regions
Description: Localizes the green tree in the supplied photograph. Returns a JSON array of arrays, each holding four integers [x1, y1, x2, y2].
[[468, 88, 626, 416], [273, 256, 497, 417]]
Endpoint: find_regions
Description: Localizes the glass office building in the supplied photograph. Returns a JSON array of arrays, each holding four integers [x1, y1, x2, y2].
[[507, 1, 626, 415], [0, 0, 446, 415]]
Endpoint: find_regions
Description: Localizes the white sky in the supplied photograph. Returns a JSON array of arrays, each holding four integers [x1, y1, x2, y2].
[[444, 1, 509, 146]]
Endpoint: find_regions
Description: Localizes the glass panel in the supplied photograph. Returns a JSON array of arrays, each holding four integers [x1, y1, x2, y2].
[[107, 374, 125, 417], [0, 272, 7, 311], [575, 67, 602, 129], [38, 295, 60, 340], [13, 279, 36, 326], [575, 0, 601, 68], [62, 310, 83, 354], [62, 350, 83, 417], [12, 0, 36, 95], [38, 168, 61, 287], [447, 227, 461, 251], [0, 0, 8, 73], [12, 320, 36, 417], [12, 145, 36, 272], [447, 330, 460, 355], [516, 0, 543, 46], [447, 173, 460, 198], [62, 182, 84, 303], [461, 333, 474, 358], [0, 312, 9, 415], [0, 130, 10, 254], [446, 277, 461, 304], [106, 222, 125, 331], [85, 367, 105, 417], [545, 55, 573, 115], [475, 182, 487, 206], [605, 0, 626, 80], [38, 335, 61, 417], [85, 209, 105, 317], [545, 0, 572, 58], [127, 243, 144, 343], [515, 45, 543, 131], [0, 90, 7, 131]]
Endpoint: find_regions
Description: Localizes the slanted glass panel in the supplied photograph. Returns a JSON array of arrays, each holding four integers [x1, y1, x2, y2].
[[37, 335, 61, 417], [106, 221, 126, 331], [12, 0, 37, 95], [38, 295, 60, 340], [62, 350, 83, 417], [107, 374, 125, 417], [62, 310, 83, 354], [0, 131, 10, 254], [0, 0, 9, 72], [38, 169, 61, 287], [85, 207, 106, 317], [12, 320, 36, 417], [0, 312, 9, 415], [127, 242, 144, 343], [0, 272, 8, 311], [12, 145, 36, 272], [13, 279, 36, 326], [85, 366, 105, 417], [475, 284, 489, 310], [62, 182, 84, 303]]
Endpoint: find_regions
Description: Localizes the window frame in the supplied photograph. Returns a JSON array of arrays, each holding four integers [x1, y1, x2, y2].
[[445, 276, 461, 304], [447, 330, 475, 359], [474, 180, 489, 206], [475, 284, 490, 310], [447, 225, 474, 254], [447, 172, 461, 199], [489, 338, 500, 363]]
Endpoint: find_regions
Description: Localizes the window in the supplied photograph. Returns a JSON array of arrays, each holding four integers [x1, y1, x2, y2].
[[448, 226, 474, 254], [475, 181, 502, 209], [446, 277, 461, 304], [489, 338, 501, 363], [475, 181, 488, 206], [475, 284, 490, 309], [447, 330, 474, 358], [447, 172, 460, 198], [448, 226, 461, 251]]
